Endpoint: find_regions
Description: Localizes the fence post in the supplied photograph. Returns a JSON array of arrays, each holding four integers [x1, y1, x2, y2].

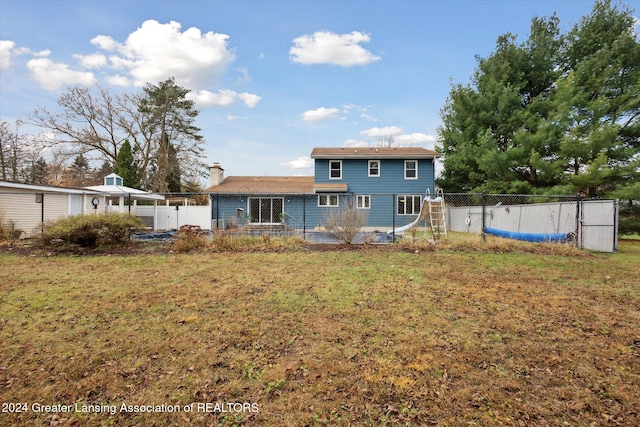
[[613, 199, 619, 252], [215, 193, 219, 229], [575, 194, 581, 249], [392, 194, 396, 242], [41, 193, 44, 235], [481, 192, 486, 242], [302, 195, 306, 240]]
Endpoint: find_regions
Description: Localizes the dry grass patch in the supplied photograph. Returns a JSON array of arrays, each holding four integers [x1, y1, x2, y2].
[[0, 243, 638, 426], [398, 231, 589, 256]]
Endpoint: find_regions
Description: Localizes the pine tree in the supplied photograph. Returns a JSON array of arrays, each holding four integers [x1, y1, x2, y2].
[[67, 154, 90, 187], [29, 157, 48, 185], [437, 1, 639, 196], [114, 139, 139, 188]]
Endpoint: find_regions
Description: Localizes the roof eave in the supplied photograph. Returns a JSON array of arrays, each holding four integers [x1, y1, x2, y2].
[[311, 154, 440, 160]]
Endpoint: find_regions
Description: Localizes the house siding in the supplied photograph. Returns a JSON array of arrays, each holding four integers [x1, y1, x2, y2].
[[208, 150, 438, 231], [314, 158, 435, 194], [0, 188, 68, 236], [0, 187, 108, 237], [211, 193, 422, 230], [311, 158, 435, 229]]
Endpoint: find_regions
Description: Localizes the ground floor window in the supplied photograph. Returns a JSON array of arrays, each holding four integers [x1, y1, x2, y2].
[[318, 194, 339, 207], [249, 197, 283, 223], [397, 195, 422, 215], [357, 195, 370, 209]]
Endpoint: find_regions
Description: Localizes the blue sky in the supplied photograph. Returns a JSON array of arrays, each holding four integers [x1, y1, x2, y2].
[[1, 0, 636, 181]]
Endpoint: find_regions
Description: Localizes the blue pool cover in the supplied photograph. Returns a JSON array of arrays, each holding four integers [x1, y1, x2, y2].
[[485, 227, 573, 243]]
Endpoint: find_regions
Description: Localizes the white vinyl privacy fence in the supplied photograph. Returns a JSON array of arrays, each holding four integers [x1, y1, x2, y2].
[[446, 194, 618, 252], [106, 204, 212, 231]]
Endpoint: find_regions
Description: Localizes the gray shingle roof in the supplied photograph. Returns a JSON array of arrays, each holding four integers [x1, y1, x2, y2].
[[310, 147, 440, 159], [205, 176, 315, 194]]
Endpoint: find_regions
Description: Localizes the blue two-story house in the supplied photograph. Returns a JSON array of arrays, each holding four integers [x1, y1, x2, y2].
[[205, 147, 440, 231]]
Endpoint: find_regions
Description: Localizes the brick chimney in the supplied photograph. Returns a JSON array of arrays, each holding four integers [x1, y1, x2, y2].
[[209, 163, 225, 186]]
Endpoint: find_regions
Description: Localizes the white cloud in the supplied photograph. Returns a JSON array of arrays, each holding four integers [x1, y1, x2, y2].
[[91, 35, 118, 51], [106, 74, 133, 86], [285, 156, 313, 169], [290, 31, 380, 66], [1, 41, 54, 71], [236, 66, 252, 84], [302, 107, 340, 122], [236, 92, 261, 108], [360, 113, 379, 122], [26, 58, 96, 91], [360, 126, 403, 138], [188, 89, 236, 106], [227, 115, 247, 121], [343, 139, 369, 148], [74, 52, 107, 69], [394, 133, 437, 147], [32, 49, 51, 57], [187, 89, 261, 108], [92, 20, 236, 89], [0, 40, 15, 70]]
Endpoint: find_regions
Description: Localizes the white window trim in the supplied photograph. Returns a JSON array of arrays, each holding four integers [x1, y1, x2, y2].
[[357, 195, 371, 209], [329, 160, 342, 180], [397, 194, 422, 215], [318, 194, 339, 207], [368, 160, 380, 177], [404, 160, 418, 180], [248, 197, 284, 224]]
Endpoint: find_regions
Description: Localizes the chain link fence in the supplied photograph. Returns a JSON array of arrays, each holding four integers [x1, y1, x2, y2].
[[446, 193, 618, 252], [0, 188, 620, 251]]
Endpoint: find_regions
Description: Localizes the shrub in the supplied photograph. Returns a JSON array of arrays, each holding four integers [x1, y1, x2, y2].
[[42, 213, 145, 248], [322, 199, 369, 244], [0, 210, 23, 241], [171, 224, 210, 253]]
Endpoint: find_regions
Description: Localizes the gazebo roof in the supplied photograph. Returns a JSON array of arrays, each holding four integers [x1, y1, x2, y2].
[[85, 173, 164, 201]]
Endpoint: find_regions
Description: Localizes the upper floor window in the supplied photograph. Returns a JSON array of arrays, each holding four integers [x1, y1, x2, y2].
[[329, 160, 342, 179], [368, 160, 380, 177], [404, 160, 418, 179]]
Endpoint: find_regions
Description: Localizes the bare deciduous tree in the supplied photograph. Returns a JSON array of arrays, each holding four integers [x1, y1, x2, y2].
[[322, 197, 369, 244], [27, 81, 206, 192]]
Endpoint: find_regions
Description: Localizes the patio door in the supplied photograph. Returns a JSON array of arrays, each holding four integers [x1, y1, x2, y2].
[[249, 198, 283, 224]]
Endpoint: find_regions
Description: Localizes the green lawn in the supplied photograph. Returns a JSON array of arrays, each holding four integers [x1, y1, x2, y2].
[[1, 241, 639, 426]]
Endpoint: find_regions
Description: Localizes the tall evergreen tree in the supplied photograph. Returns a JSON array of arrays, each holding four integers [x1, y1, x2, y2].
[[138, 77, 204, 193], [67, 153, 90, 187], [437, 0, 639, 196], [165, 139, 181, 193], [113, 139, 139, 188], [28, 157, 48, 185]]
